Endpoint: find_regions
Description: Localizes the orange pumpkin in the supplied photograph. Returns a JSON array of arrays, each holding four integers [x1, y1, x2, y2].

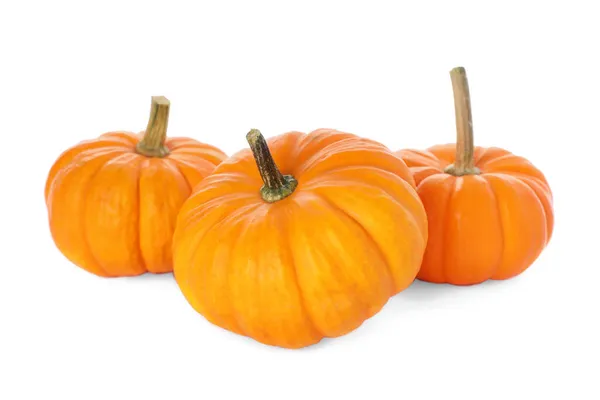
[[45, 96, 227, 277], [172, 128, 428, 348], [397, 67, 554, 285]]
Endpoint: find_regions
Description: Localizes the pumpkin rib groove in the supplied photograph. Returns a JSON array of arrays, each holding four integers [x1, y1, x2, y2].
[[426, 144, 459, 164], [174, 203, 230, 318], [167, 153, 223, 180], [219, 217, 251, 336], [170, 150, 225, 167], [163, 138, 199, 149], [311, 191, 395, 308], [412, 165, 442, 175], [304, 134, 361, 155], [292, 128, 335, 156], [516, 178, 550, 264], [166, 158, 192, 194], [328, 174, 426, 265], [48, 147, 129, 208], [441, 177, 459, 283], [298, 146, 400, 179], [225, 208, 268, 338], [413, 173, 455, 283], [472, 146, 508, 166], [365, 170, 425, 240], [302, 172, 426, 253], [44, 142, 132, 197], [45, 145, 130, 203], [99, 131, 139, 144], [416, 170, 446, 188], [516, 177, 549, 246], [473, 147, 493, 166], [485, 175, 505, 281], [486, 175, 547, 280], [183, 202, 260, 278], [486, 172, 551, 209], [315, 167, 428, 248], [203, 171, 262, 186], [291, 130, 349, 169], [473, 147, 488, 165], [486, 172, 551, 245], [416, 149, 443, 164], [278, 200, 323, 340], [474, 147, 512, 166], [127, 153, 148, 275], [262, 204, 322, 346], [48, 149, 124, 277], [175, 193, 258, 237], [188, 202, 263, 335], [508, 175, 553, 242], [220, 204, 267, 335], [501, 172, 549, 189], [477, 153, 517, 169], [86, 152, 146, 276], [79, 151, 125, 277], [404, 162, 444, 187], [401, 149, 442, 167], [302, 164, 413, 194], [167, 139, 226, 162], [481, 156, 548, 183], [187, 219, 236, 332], [485, 171, 550, 192], [135, 159, 150, 273], [286, 194, 372, 334], [78, 140, 133, 152]]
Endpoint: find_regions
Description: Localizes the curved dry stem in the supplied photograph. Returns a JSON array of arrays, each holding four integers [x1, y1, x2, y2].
[[246, 129, 297, 202], [136, 96, 171, 157], [444, 67, 480, 176]]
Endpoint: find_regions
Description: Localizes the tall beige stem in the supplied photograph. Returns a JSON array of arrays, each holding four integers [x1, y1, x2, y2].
[[444, 67, 480, 176], [136, 96, 171, 157]]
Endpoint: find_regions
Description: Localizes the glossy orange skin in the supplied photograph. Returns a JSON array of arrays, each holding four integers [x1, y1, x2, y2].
[[397, 144, 554, 285], [45, 131, 227, 277], [173, 129, 428, 348]]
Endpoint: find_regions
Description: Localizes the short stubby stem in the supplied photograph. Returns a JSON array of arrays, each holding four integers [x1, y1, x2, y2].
[[136, 96, 171, 157], [444, 67, 481, 176], [246, 129, 298, 203]]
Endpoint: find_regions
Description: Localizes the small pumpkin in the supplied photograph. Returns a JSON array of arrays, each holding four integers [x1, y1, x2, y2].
[[172, 128, 428, 348], [397, 67, 554, 285], [45, 96, 227, 277]]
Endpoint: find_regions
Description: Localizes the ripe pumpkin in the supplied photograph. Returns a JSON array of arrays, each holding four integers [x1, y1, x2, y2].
[[397, 67, 554, 285], [172, 128, 428, 348], [45, 96, 227, 277]]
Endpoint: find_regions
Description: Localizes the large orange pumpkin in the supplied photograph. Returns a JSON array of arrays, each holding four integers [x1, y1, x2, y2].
[[45, 96, 227, 277], [397, 67, 554, 285], [172, 128, 428, 348]]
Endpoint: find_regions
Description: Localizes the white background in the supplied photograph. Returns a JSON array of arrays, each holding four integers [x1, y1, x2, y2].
[[1, 1, 598, 399]]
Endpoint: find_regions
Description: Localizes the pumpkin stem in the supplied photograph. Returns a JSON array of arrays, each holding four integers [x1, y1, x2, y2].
[[444, 67, 480, 176], [246, 129, 298, 203], [136, 96, 171, 157]]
